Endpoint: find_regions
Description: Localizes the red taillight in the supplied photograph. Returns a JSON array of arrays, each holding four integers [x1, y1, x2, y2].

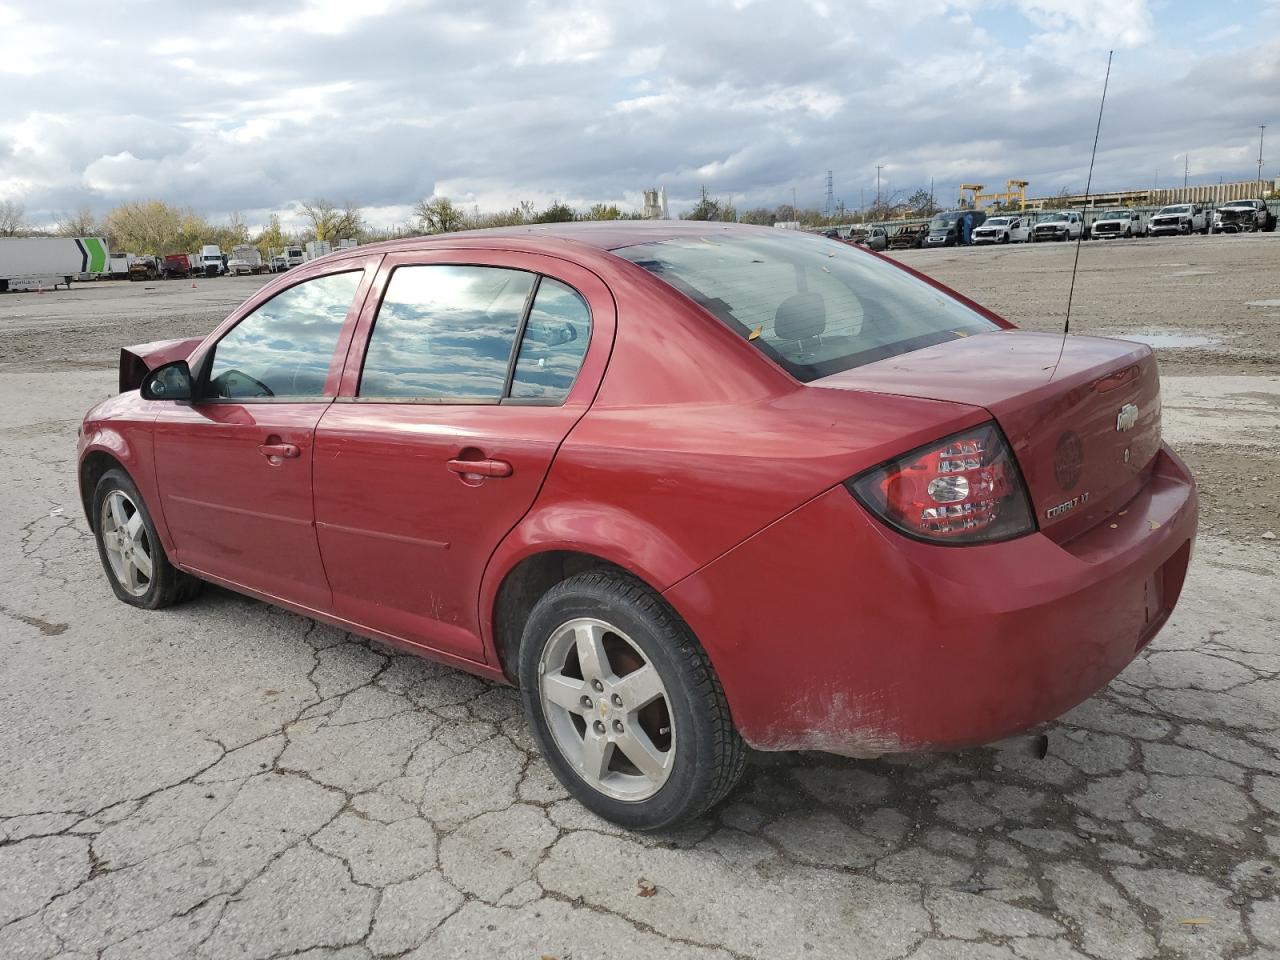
[[846, 422, 1035, 545]]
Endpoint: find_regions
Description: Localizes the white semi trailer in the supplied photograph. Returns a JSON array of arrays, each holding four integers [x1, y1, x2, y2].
[[0, 237, 110, 292]]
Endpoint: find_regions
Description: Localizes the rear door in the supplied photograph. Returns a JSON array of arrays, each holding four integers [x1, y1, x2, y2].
[[312, 249, 615, 661], [152, 258, 379, 611]]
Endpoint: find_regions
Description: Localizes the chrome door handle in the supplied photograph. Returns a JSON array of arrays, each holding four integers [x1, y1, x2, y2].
[[259, 442, 300, 459], [446, 458, 512, 478]]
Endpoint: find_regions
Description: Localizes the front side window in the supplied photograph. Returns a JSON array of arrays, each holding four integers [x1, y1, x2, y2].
[[510, 279, 592, 400], [206, 270, 361, 399], [616, 231, 997, 383], [360, 265, 534, 399]]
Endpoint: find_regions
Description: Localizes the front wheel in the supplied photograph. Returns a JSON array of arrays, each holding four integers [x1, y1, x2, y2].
[[92, 468, 202, 609], [520, 572, 746, 830]]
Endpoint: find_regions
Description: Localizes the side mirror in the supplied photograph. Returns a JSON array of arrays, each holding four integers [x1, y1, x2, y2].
[[141, 360, 193, 402]]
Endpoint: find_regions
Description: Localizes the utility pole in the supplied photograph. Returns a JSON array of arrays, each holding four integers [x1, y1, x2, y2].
[[930, 176, 935, 213], [1183, 153, 1188, 189], [1259, 125, 1267, 187], [875, 165, 884, 208], [792, 185, 797, 213]]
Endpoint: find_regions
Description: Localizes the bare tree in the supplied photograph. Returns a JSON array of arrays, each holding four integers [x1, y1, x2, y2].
[[906, 189, 938, 218], [55, 206, 99, 237], [0, 199, 27, 236], [299, 198, 364, 242], [413, 196, 466, 234]]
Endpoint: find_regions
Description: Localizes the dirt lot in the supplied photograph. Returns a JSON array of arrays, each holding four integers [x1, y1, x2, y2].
[[0, 238, 1277, 960]]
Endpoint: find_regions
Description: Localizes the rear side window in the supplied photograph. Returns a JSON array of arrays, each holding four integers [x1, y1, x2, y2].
[[616, 231, 997, 382], [359, 266, 592, 403], [509, 279, 591, 400], [206, 270, 361, 399], [360, 266, 535, 399]]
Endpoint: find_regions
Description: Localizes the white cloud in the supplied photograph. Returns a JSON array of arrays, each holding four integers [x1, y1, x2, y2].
[[0, 0, 1275, 229]]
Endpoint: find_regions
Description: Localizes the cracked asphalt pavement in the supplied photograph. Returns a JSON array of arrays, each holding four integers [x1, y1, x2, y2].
[[2, 240, 1278, 960]]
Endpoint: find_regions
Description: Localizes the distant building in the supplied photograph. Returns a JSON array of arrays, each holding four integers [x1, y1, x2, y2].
[[1023, 177, 1274, 210], [642, 187, 669, 219]]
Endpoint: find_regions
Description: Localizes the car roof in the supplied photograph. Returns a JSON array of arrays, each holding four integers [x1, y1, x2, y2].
[[335, 220, 782, 260]]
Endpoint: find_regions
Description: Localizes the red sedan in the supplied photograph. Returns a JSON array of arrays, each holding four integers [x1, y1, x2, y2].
[[79, 222, 1197, 829]]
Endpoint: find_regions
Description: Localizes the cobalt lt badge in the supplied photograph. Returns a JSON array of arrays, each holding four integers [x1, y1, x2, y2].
[[1116, 403, 1139, 432]]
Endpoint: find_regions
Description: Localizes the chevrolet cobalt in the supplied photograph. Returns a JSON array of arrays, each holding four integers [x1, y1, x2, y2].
[[79, 222, 1197, 829]]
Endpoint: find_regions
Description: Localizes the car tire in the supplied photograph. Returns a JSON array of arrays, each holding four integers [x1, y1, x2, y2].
[[519, 570, 746, 830], [92, 468, 202, 610]]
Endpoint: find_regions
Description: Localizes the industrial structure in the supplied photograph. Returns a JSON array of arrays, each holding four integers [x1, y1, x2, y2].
[[641, 187, 669, 219], [1020, 178, 1280, 210], [958, 180, 1031, 210]]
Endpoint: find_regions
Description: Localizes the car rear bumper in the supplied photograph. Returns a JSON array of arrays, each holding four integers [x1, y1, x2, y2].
[[665, 444, 1197, 756]]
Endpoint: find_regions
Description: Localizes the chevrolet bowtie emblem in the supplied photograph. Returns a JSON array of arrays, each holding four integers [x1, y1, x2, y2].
[[1116, 403, 1139, 432]]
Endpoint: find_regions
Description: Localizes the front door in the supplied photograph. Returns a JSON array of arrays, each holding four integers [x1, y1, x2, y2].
[[153, 265, 375, 611], [313, 252, 612, 661]]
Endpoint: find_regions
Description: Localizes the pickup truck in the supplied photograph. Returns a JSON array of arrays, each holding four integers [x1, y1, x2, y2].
[[971, 215, 1030, 244], [1030, 211, 1084, 242], [1149, 204, 1208, 236], [1212, 199, 1276, 233], [1089, 209, 1147, 239]]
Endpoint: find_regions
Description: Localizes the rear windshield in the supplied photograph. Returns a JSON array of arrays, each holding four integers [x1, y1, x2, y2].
[[615, 231, 998, 382]]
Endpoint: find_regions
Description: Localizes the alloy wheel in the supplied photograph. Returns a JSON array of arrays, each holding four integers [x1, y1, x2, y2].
[[538, 617, 675, 802], [99, 490, 153, 597]]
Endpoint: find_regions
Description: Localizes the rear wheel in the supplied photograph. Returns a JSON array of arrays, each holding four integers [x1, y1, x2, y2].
[[520, 571, 746, 830], [92, 469, 201, 609]]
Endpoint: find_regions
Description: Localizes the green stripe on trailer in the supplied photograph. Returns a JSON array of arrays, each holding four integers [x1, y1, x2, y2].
[[81, 237, 108, 273]]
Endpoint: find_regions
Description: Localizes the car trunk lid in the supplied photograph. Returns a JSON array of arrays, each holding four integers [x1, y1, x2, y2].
[[815, 330, 1162, 542]]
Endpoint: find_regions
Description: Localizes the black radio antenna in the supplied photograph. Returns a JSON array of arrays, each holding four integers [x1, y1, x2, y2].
[[1052, 49, 1113, 379]]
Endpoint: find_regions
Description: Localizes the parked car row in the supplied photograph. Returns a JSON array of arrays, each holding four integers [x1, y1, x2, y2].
[[833, 197, 1276, 253]]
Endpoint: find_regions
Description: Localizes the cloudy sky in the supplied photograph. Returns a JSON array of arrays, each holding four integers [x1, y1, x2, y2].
[[1, 0, 1277, 231]]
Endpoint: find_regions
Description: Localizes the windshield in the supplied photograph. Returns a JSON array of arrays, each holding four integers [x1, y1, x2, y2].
[[1041, 213, 1069, 222], [983, 218, 1010, 227], [930, 215, 960, 229], [1101, 211, 1129, 220], [615, 231, 998, 383], [1158, 206, 1190, 215]]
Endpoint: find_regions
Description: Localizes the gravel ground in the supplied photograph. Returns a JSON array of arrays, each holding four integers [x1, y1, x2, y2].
[[0, 238, 1277, 960]]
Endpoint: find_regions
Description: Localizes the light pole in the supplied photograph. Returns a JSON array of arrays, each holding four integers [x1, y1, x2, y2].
[[1259, 125, 1267, 188], [875, 165, 884, 208]]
